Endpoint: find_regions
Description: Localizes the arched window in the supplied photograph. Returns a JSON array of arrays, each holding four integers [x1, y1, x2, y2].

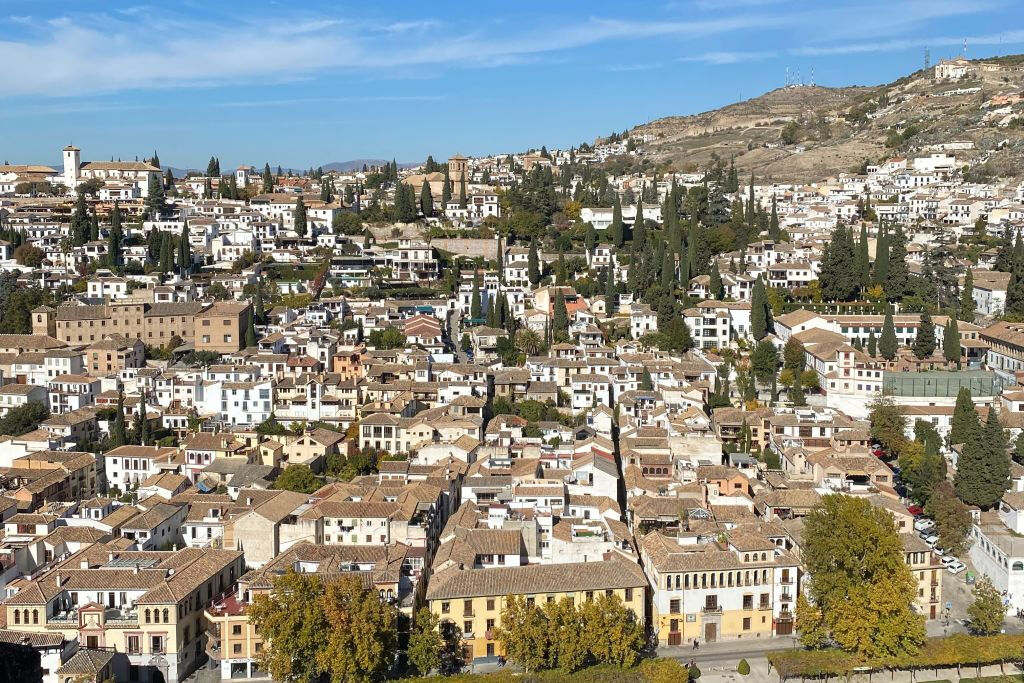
[[32, 610, 38, 624], [163, 608, 169, 623], [22, 610, 29, 625], [153, 609, 159, 623], [145, 609, 151, 624], [1013, 562, 1023, 571], [13, 610, 19, 624]]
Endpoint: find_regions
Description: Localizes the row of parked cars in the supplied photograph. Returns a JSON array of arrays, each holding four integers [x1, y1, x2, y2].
[[913, 517, 966, 574]]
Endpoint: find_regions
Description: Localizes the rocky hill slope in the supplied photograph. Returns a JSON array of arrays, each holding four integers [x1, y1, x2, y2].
[[631, 56, 1024, 183]]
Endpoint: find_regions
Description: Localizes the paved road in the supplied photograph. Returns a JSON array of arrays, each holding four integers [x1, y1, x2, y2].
[[450, 308, 469, 362]]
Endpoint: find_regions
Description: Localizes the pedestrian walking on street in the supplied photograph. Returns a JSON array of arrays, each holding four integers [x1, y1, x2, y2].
[[693, 639, 699, 650]]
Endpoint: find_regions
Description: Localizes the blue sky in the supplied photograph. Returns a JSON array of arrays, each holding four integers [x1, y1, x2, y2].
[[2, 0, 1022, 170]]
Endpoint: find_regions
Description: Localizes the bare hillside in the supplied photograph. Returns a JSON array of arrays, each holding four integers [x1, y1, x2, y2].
[[631, 57, 1024, 182]]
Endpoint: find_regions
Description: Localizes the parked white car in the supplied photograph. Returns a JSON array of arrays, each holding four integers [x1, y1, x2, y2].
[[914, 518, 936, 532], [933, 546, 946, 556], [940, 555, 957, 567], [924, 535, 940, 547], [947, 561, 966, 574]]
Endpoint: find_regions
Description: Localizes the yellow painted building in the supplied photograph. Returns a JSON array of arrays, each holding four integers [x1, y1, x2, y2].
[[640, 528, 800, 646], [205, 541, 414, 679], [3, 543, 243, 683], [425, 560, 648, 663]]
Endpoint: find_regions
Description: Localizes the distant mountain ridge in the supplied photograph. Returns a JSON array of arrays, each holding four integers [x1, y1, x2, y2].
[[321, 159, 419, 172]]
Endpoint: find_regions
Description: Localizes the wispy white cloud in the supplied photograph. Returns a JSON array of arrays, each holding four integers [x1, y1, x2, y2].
[[0, 11, 776, 97], [793, 29, 1024, 57], [679, 50, 777, 64], [212, 95, 445, 108], [606, 62, 664, 72]]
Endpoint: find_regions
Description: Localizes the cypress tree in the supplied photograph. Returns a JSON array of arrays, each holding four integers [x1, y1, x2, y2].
[[912, 310, 936, 359], [458, 172, 467, 209], [159, 232, 173, 273], [874, 222, 890, 289], [604, 267, 617, 315], [71, 193, 89, 247], [111, 386, 128, 448], [146, 172, 166, 218], [470, 271, 482, 320], [751, 275, 770, 341], [527, 238, 541, 286], [553, 290, 569, 342], [819, 223, 858, 302], [943, 316, 962, 366], [245, 310, 257, 348], [1007, 265, 1024, 318], [959, 269, 976, 322], [879, 306, 898, 360], [107, 219, 121, 269], [857, 222, 870, 289], [710, 261, 723, 300], [419, 180, 433, 218], [294, 196, 307, 236], [950, 387, 980, 446], [885, 225, 909, 298], [632, 198, 644, 247], [769, 195, 781, 241], [585, 222, 597, 254], [89, 210, 99, 242], [262, 163, 274, 193], [178, 219, 192, 273], [867, 330, 877, 357], [608, 195, 624, 248], [686, 221, 698, 282], [660, 248, 675, 290], [441, 166, 452, 206], [136, 390, 150, 446], [955, 408, 1010, 509]]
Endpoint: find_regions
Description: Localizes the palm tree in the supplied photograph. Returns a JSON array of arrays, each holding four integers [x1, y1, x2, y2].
[[515, 328, 543, 356]]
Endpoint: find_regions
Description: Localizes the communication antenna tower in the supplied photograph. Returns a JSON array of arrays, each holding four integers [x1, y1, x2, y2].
[[923, 47, 930, 71], [810, 67, 815, 86]]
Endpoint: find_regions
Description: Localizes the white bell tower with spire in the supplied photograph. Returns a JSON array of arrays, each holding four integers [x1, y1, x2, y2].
[[62, 145, 80, 187]]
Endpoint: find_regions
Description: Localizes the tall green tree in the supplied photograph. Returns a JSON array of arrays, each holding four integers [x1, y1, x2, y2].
[[874, 222, 890, 289], [819, 223, 859, 302], [966, 576, 1008, 635], [441, 166, 452, 206], [709, 261, 723, 300], [802, 495, 926, 659], [604, 266, 617, 315], [608, 195, 624, 248], [111, 385, 128, 448], [178, 220, 192, 273], [885, 225, 909, 298], [145, 172, 166, 218], [856, 222, 870, 288], [959, 268, 976, 322], [419, 180, 433, 218], [470, 271, 482, 320], [912, 310, 936, 359], [950, 387, 981, 446], [262, 163, 274, 193], [247, 570, 329, 683], [527, 238, 541, 286], [867, 330, 877, 357], [294, 196, 308, 237], [879, 306, 898, 360], [768, 195, 781, 241], [552, 290, 569, 343], [750, 275, 770, 340], [955, 408, 1009, 509], [943, 316, 961, 365]]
